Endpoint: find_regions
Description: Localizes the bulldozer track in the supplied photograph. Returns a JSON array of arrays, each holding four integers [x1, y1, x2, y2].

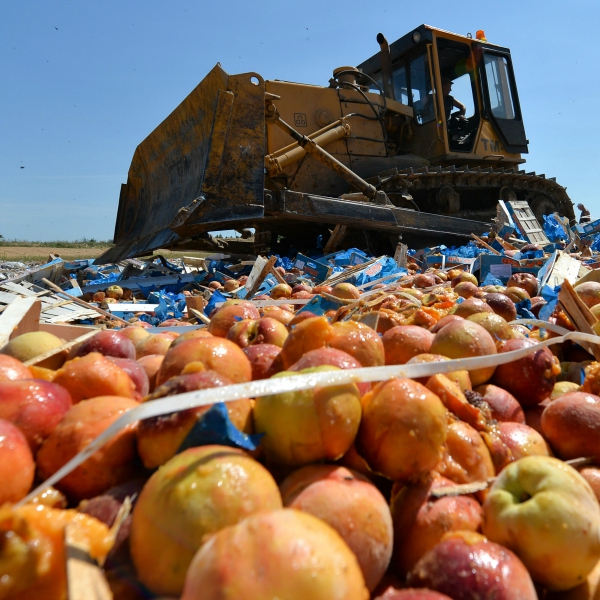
[[373, 164, 575, 222]]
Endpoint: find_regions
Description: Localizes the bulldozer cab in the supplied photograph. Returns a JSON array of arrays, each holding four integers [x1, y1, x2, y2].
[[358, 25, 528, 166]]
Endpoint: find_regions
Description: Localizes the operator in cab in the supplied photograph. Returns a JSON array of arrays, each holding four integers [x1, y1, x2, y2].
[[442, 77, 466, 122]]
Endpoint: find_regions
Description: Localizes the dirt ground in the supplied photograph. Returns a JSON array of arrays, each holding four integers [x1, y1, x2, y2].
[[0, 247, 193, 263]]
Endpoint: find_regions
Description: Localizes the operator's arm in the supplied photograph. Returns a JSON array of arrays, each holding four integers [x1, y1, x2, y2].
[[453, 98, 467, 117]]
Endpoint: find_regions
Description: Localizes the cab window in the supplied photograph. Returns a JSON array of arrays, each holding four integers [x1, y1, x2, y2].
[[409, 53, 435, 125], [483, 54, 516, 119]]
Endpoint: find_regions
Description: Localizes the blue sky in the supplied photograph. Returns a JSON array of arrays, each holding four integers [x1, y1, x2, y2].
[[2, 1, 599, 241]]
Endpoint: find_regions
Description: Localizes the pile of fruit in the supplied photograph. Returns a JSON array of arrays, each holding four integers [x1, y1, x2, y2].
[[3, 266, 600, 600]]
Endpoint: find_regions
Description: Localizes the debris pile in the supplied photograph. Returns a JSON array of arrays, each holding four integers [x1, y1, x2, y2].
[[4, 201, 600, 598]]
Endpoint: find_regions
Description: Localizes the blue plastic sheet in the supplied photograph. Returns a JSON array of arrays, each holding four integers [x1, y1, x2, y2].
[[592, 234, 600, 252], [482, 272, 503, 286], [274, 255, 295, 271], [204, 289, 228, 317], [439, 242, 494, 259], [296, 295, 341, 316], [514, 298, 536, 320], [543, 214, 566, 243], [177, 402, 263, 452], [539, 284, 560, 322]]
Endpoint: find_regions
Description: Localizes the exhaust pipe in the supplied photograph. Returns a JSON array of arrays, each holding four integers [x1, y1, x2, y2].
[[377, 33, 395, 100]]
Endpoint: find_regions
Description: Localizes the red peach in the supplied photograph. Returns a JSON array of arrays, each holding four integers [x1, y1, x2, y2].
[[390, 473, 483, 575], [207, 301, 260, 337], [452, 296, 494, 318], [0, 379, 72, 451], [243, 344, 282, 380], [492, 338, 560, 406], [383, 325, 434, 365], [156, 337, 252, 386], [37, 395, 140, 501], [541, 392, 600, 461], [0, 418, 35, 503], [475, 384, 525, 423], [329, 320, 385, 367], [135, 331, 178, 358], [75, 329, 136, 360], [52, 352, 137, 402], [496, 421, 551, 463], [136, 354, 164, 392], [429, 315, 464, 334], [508, 272, 539, 297], [0, 354, 33, 381], [373, 590, 452, 600], [106, 357, 149, 397]]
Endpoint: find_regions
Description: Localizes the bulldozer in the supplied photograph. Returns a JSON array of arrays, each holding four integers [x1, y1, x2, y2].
[[96, 24, 575, 264]]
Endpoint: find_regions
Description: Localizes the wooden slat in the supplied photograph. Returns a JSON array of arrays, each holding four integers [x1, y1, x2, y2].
[[0, 297, 39, 347]]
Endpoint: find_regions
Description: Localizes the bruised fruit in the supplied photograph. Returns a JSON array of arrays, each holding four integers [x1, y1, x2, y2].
[[37, 395, 139, 501], [358, 378, 447, 481], [130, 446, 282, 596], [207, 301, 260, 337], [52, 352, 137, 402], [475, 384, 525, 423], [181, 509, 369, 600], [254, 366, 362, 466], [508, 272, 539, 298], [492, 338, 560, 406], [280, 465, 393, 591]]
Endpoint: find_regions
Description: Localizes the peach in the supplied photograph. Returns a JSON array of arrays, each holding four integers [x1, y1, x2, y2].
[[181, 509, 368, 600], [106, 356, 149, 397], [357, 378, 447, 481], [227, 316, 288, 348], [504, 286, 530, 303], [407, 353, 472, 391], [36, 395, 139, 501], [453, 281, 479, 298], [137, 370, 253, 468], [430, 319, 498, 386], [329, 320, 385, 367], [261, 306, 294, 326], [1, 331, 65, 369], [136, 353, 164, 392], [223, 279, 239, 292], [279, 316, 334, 369], [575, 281, 600, 308], [383, 325, 434, 365], [580, 467, 600, 503], [475, 384, 525, 423], [332, 282, 361, 300], [52, 352, 137, 402], [492, 338, 560, 406], [243, 343, 281, 380], [280, 465, 393, 591], [390, 473, 483, 575], [287, 346, 369, 395], [437, 419, 495, 484], [484, 292, 517, 322], [541, 392, 600, 461], [0, 418, 35, 503], [106, 285, 123, 299], [156, 336, 252, 385], [254, 366, 362, 466], [450, 272, 478, 287], [496, 421, 550, 462], [407, 531, 537, 600], [130, 446, 282, 596], [169, 327, 213, 347], [93, 291, 106, 302], [0, 380, 72, 451], [270, 283, 292, 299], [207, 300, 260, 337], [0, 354, 33, 381], [429, 315, 464, 334], [452, 296, 494, 318], [467, 312, 514, 347], [118, 325, 151, 346], [508, 272, 539, 297], [374, 590, 452, 600], [135, 331, 178, 358]]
